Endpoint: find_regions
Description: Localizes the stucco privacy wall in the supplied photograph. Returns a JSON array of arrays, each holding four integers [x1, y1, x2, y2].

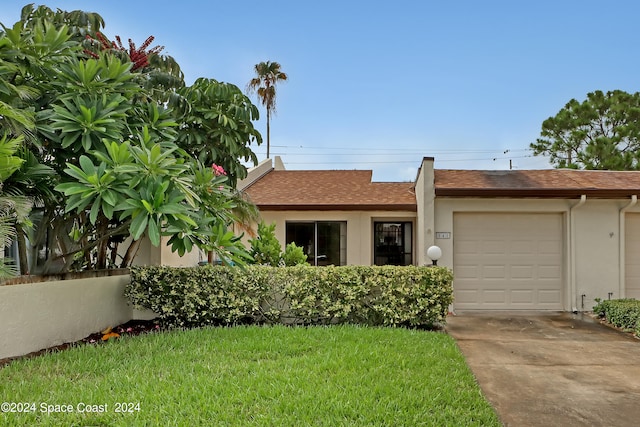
[[433, 197, 640, 311], [257, 210, 417, 265], [0, 275, 135, 360]]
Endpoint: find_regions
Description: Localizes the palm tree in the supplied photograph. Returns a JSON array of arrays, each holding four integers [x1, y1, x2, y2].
[[246, 61, 287, 158], [0, 134, 34, 279]]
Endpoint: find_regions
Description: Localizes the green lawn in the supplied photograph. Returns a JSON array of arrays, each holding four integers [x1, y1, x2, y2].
[[0, 325, 500, 426]]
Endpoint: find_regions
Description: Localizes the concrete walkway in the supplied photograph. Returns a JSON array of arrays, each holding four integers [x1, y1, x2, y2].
[[446, 312, 640, 427]]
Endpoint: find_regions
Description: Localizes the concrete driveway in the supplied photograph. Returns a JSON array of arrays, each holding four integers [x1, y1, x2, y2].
[[446, 312, 640, 427]]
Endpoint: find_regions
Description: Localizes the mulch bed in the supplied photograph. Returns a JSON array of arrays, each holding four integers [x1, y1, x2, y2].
[[0, 319, 162, 368]]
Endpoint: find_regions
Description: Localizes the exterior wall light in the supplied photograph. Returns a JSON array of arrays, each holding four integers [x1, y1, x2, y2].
[[427, 245, 442, 266]]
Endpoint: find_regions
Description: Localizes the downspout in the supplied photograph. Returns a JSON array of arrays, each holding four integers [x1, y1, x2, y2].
[[619, 195, 638, 299], [570, 195, 586, 312]]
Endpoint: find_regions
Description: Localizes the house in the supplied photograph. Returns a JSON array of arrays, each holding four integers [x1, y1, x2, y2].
[[239, 156, 640, 312]]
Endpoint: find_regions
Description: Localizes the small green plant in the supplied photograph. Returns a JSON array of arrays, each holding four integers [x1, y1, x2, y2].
[[248, 222, 308, 267], [248, 221, 282, 266], [282, 242, 307, 266], [593, 298, 640, 335]]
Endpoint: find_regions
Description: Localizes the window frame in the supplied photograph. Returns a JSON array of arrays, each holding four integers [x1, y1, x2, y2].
[[285, 221, 347, 266]]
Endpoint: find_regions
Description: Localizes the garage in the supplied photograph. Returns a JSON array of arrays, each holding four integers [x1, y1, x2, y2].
[[453, 212, 564, 310], [625, 213, 640, 299]]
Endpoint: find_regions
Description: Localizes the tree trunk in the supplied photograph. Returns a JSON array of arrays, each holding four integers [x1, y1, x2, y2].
[[121, 238, 141, 268], [266, 112, 270, 158], [15, 224, 29, 275], [95, 216, 109, 270], [110, 241, 119, 266]]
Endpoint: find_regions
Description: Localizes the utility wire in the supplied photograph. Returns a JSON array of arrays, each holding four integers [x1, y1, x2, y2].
[[284, 155, 532, 165], [269, 144, 533, 154]]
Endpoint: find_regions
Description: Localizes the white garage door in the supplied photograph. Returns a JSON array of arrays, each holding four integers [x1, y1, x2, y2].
[[453, 212, 564, 310], [625, 213, 640, 299]]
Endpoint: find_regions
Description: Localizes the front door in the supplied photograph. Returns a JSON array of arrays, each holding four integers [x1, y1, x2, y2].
[[374, 222, 413, 265]]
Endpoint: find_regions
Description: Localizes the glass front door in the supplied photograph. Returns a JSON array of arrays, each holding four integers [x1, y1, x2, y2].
[[374, 222, 412, 265]]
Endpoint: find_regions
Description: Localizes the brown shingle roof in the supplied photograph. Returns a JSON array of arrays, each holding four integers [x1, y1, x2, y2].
[[243, 170, 416, 211], [244, 167, 640, 210], [435, 169, 640, 198]]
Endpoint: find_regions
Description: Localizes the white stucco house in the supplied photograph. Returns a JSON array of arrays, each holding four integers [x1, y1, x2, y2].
[[238, 156, 640, 312]]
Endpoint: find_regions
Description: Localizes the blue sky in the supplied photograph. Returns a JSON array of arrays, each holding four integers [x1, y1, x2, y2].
[[3, 1, 640, 181]]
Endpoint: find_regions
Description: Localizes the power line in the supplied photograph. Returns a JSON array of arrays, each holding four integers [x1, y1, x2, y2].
[[269, 152, 530, 157], [269, 144, 533, 154], [284, 155, 533, 165], [285, 160, 421, 165]]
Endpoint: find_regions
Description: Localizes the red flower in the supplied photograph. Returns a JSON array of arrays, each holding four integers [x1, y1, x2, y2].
[[83, 32, 164, 71]]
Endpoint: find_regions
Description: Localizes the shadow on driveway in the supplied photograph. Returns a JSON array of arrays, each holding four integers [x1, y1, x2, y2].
[[446, 312, 640, 427]]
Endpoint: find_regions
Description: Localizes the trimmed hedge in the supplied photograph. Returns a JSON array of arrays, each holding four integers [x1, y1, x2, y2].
[[593, 298, 640, 336], [126, 265, 453, 328]]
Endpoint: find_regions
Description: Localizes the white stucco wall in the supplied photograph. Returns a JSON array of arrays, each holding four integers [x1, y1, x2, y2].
[[0, 275, 134, 360], [157, 236, 205, 267], [572, 200, 622, 309], [142, 236, 205, 268]]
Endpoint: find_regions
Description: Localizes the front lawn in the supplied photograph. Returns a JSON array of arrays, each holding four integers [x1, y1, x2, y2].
[[0, 325, 499, 426]]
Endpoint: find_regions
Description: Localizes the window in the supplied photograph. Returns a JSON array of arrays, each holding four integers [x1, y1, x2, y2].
[[286, 221, 347, 266], [374, 222, 413, 266]]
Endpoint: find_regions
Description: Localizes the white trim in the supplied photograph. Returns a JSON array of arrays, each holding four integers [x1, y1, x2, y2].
[[569, 195, 587, 312], [619, 195, 638, 298]]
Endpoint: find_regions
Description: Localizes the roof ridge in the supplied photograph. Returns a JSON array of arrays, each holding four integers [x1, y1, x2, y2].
[[240, 168, 274, 191]]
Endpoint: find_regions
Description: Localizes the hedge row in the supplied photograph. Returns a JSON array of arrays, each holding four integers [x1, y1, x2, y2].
[[126, 265, 454, 328], [593, 298, 640, 336]]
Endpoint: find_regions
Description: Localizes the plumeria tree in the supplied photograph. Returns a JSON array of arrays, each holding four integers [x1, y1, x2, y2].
[[176, 78, 262, 186], [0, 4, 260, 274]]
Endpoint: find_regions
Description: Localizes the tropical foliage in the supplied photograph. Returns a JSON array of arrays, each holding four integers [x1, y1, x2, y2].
[[0, 135, 32, 279], [176, 78, 262, 186], [0, 4, 262, 275]]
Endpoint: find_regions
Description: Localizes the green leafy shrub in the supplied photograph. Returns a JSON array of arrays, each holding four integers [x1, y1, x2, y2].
[[126, 265, 454, 328], [248, 222, 282, 266], [593, 298, 640, 335], [366, 266, 454, 327], [248, 222, 307, 267], [282, 242, 307, 266], [277, 265, 370, 324], [125, 266, 269, 327]]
